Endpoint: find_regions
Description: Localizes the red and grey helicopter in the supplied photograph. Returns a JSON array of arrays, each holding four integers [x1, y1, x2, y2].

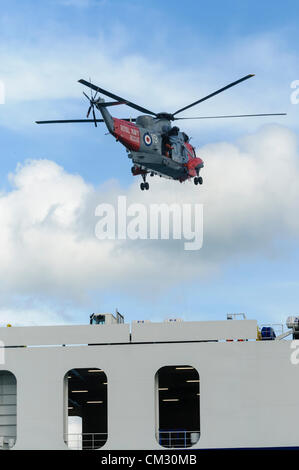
[[36, 74, 286, 190]]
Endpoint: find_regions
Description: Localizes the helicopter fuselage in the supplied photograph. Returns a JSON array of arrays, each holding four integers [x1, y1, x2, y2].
[[98, 103, 204, 183]]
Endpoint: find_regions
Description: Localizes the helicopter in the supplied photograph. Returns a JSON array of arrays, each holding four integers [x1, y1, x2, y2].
[[36, 74, 286, 191]]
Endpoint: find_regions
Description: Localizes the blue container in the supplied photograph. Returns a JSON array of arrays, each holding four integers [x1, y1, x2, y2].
[[261, 326, 276, 340]]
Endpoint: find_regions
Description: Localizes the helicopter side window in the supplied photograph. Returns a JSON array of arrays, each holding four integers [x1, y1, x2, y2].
[[161, 127, 181, 158], [162, 133, 172, 158]]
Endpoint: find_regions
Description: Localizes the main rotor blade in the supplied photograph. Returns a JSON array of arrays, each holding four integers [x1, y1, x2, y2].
[[36, 118, 137, 124], [36, 119, 105, 124], [174, 112, 287, 120], [173, 74, 255, 117], [78, 79, 157, 117], [96, 101, 126, 108]]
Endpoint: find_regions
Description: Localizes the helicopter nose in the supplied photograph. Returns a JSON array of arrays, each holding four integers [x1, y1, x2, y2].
[[196, 158, 204, 169]]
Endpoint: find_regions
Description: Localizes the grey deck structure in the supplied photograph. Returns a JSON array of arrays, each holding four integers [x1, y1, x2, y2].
[[0, 317, 298, 450]]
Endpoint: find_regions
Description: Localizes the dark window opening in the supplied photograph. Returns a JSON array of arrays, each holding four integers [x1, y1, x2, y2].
[[156, 365, 200, 448], [0, 371, 17, 449], [64, 368, 107, 449]]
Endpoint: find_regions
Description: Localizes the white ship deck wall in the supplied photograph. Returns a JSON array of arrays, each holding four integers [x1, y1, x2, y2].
[[0, 319, 298, 450]]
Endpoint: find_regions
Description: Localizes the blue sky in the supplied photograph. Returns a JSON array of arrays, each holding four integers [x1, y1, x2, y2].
[[0, 0, 299, 328]]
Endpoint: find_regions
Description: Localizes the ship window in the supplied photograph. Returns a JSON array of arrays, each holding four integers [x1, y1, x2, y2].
[[155, 365, 200, 448], [0, 371, 17, 449], [64, 368, 107, 449]]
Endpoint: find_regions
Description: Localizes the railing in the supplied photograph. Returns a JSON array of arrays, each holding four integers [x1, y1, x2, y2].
[[64, 433, 107, 450], [65, 430, 200, 450], [0, 436, 16, 449], [157, 430, 200, 448]]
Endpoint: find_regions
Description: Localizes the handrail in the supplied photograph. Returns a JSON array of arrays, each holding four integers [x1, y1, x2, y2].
[[157, 430, 200, 448], [0, 436, 16, 449], [64, 432, 107, 450]]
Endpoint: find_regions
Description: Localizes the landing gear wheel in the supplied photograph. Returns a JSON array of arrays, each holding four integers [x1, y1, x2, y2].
[[140, 173, 149, 190], [194, 176, 203, 186]]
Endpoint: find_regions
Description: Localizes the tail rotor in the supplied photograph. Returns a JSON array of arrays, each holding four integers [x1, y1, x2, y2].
[[83, 79, 99, 127]]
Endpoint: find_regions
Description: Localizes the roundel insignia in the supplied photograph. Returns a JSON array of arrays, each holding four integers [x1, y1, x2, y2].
[[143, 133, 152, 146]]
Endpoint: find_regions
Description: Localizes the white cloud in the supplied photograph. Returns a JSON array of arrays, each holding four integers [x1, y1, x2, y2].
[[0, 307, 67, 327], [0, 28, 294, 135], [0, 125, 298, 309]]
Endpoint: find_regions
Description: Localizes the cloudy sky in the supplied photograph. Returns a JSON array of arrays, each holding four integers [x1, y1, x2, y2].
[[0, 0, 298, 327]]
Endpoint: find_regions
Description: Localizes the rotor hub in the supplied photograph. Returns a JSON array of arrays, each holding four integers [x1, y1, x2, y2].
[[155, 112, 174, 121]]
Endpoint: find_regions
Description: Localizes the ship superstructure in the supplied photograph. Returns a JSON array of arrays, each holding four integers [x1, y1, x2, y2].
[[0, 313, 298, 450]]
